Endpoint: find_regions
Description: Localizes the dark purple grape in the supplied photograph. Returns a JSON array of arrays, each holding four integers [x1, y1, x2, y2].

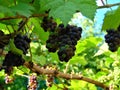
[[42, 15, 82, 62], [14, 34, 31, 54], [2, 51, 25, 74], [41, 16, 57, 32], [105, 27, 120, 52]]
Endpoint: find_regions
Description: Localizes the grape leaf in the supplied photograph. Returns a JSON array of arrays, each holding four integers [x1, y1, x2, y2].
[[70, 56, 88, 66], [50, 52, 59, 62], [102, 6, 120, 30], [31, 18, 49, 43], [39, 0, 64, 12], [70, 0, 97, 20], [10, 2, 35, 17], [40, 0, 77, 25], [0, 5, 13, 15], [40, 0, 97, 24], [33, 55, 46, 65], [0, 0, 14, 6], [49, 1, 77, 25]]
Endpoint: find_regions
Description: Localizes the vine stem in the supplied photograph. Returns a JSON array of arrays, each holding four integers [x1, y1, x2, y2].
[[0, 14, 48, 21], [101, 0, 105, 5], [98, 2, 120, 9], [24, 62, 110, 90], [63, 61, 70, 73]]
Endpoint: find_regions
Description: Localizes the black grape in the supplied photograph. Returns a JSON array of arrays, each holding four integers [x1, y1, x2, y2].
[[41, 12, 82, 62], [41, 16, 57, 32], [105, 27, 120, 52], [45, 23, 82, 62], [1, 34, 31, 74], [14, 34, 31, 54], [2, 51, 25, 74]]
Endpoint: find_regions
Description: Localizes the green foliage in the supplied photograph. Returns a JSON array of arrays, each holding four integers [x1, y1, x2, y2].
[[31, 18, 49, 43], [40, 0, 97, 25], [10, 2, 35, 17], [102, 6, 120, 30], [70, 0, 97, 20]]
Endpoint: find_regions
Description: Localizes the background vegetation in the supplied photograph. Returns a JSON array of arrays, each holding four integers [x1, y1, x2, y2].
[[0, 0, 120, 90]]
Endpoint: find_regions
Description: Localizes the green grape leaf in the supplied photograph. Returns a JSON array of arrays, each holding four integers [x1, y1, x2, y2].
[[40, 0, 64, 12], [33, 55, 46, 65], [50, 52, 59, 62], [49, 1, 77, 25], [40, 0, 97, 24], [95, 71, 107, 78], [102, 6, 120, 30], [40, 0, 77, 25], [9, 39, 23, 55], [105, 57, 114, 68], [0, 5, 12, 14], [17, 0, 31, 3], [0, 0, 14, 6], [70, 0, 97, 20], [31, 18, 49, 44], [70, 56, 88, 66], [32, 0, 41, 13], [10, 2, 35, 17], [18, 66, 30, 74]]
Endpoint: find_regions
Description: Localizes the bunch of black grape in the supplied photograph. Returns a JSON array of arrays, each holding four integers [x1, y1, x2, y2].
[[2, 51, 25, 74], [57, 24, 82, 62], [105, 27, 120, 52], [46, 33, 58, 52], [14, 34, 31, 54], [2, 34, 31, 74], [44, 23, 82, 62], [41, 12, 82, 62]]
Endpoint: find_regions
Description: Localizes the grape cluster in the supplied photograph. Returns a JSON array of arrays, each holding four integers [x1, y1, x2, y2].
[[42, 18, 82, 62], [2, 34, 31, 74], [3, 51, 24, 67], [57, 24, 82, 62], [105, 27, 120, 52], [2, 51, 25, 74], [14, 34, 31, 54]]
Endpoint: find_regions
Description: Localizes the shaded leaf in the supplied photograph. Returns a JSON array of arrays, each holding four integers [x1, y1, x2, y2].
[[40, 0, 77, 25], [49, 1, 77, 25], [50, 52, 59, 62], [10, 2, 35, 17], [0, 5, 12, 14], [39, 0, 64, 12], [70, 56, 88, 66], [33, 55, 46, 65], [70, 0, 97, 20], [31, 18, 49, 43]]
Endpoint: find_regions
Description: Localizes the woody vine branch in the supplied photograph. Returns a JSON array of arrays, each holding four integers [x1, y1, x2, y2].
[[24, 62, 109, 90]]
